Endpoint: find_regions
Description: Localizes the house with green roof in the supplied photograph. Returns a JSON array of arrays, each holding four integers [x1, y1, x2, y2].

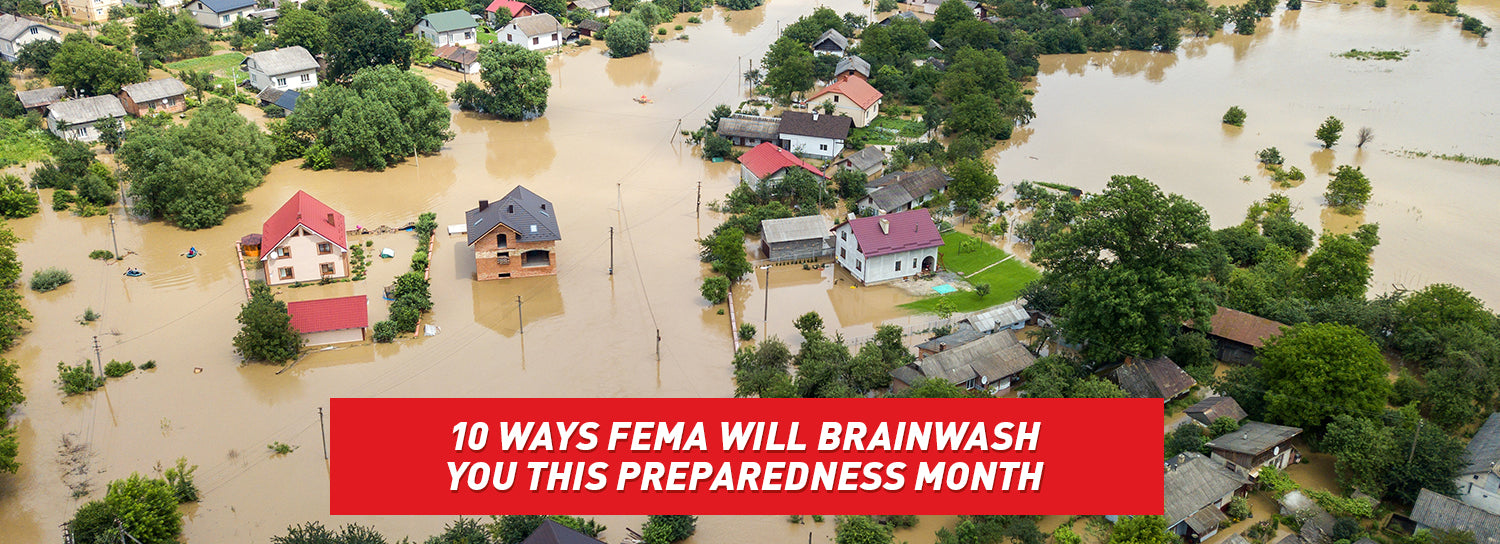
[[414, 9, 479, 47]]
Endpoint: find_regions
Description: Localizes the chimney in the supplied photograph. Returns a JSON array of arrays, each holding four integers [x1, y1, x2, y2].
[[812, 112, 819, 121], [326, 213, 335, 225], [879, 218, 889, 234], [478, 200, 489, 211], [939, 342, 947, 352]]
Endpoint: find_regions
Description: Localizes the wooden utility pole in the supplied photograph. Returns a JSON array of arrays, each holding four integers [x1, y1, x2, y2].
[[696, 180, 702, 218], [108, 214, 119, 259], [516, 296, 524, 334], [656, 328, 661, 360], [318, 407, 328, 460], [92, 336, 102, 376], [609, 227, 614, 275], [762, 266, 771, 339]]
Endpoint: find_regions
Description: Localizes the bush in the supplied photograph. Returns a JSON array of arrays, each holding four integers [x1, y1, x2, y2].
[[56, 361, 103, 395], [1258, 466, 1299, 497], [603, 17, 651, 57], [1257, 147, 1285, 165], [674, 24, 683, 30], [688, 16, 701, 23], [1228, 496, 1253, 521], [30, 267, 73, 292], [1373, 0, 1386, 6], [974, 283, 991, 297], [372, 320, 400, 342], [140, 360, 157, 370], [1222, 106, 1246, 126], [103, 360, 135, 377], [737, 323, 756, 341], [52, 189, 74, 211], [83, 307, 100, 322], [88, 249, 114, 260], [700, 276, 731, 304], [657, 27, 668, 35], [268, 441, 294, 454], [162, 457, 199, 503]]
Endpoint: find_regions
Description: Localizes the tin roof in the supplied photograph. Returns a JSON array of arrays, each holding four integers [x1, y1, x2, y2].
[[965, 300, 1029, 333], [737, 142, 827, 180], [120, 78, 187, 103], [1184, 396, 1248, 426], [15, 85, 65, 109], [47, 95, 126, 125], [287, 295, 369, 334], [1113, 356, 1197, 400], [761, 215, 831, 245], [837, 208, 943, 257], [260, 191, 347, 259], [1195, 306, 1286, 348], [1410, 489, 1500, 544], [1205, 421, 1302, 456], [1164, 452, 1251, 526]]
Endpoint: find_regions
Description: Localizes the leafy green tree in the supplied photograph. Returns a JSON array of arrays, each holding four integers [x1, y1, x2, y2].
[[781, 7, 847, 44], [0, 174, 39, 219], [96, 116, 123, 152], [706, 227, 751, 281], [1259, 323, 1389, 429], [475, 43, 552, 120], [947, 158, 999, 205], [944, 93, 1011, 140], [930, 0, 976, 42], [1165, 424, 1207, 459], [15, 39, 60, 72], [289, 65, 453, 170], [47, 33, 147, 95], [233, 282, 303, 363], [764, 47, 815, 100], [276, 6, 331, 53], [716, 0, 760, 10], [876, 0, 897, 11], [104, 473, 183, 544], [836, 515, 893, 544], [1109, 516, 1177, 544], [273, 522, 390, 544], [1222, 106, 1246, 126], [700, 275, 730, 304], [427, 517, 491, 544], [1324, 165, 1372, 210], [132, 9, 211, 61], [326, 7, 411, 81], [1210, 417, 1241, 437], [642, 515, 696, 544], [1072, 377, 1128, 398], [1316, 116, 1344, 148], [1300, 233, 1374, 300], [1324, 410, 1467, 503], [1260, 213, 1314, 254], [1031, 176, 1216, 358], [121, 100, 274, 229], [163, 457, 199, 503], [603, 16, 651, 57]]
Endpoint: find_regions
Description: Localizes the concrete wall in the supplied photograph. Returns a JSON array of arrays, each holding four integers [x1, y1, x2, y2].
[[765, 238, 829, 262], [417, 22, 477, 47], [781, 133, 843, 160], [1459, 472, 1500, 513], [303, 327, 364, 347], [62, 0, 122, 22], [248, 66, 318, 92], [471, 223, 558, 280], [833, 224, 938, 284], [262, 226, 349, 286], [502, 25, 560, 51]]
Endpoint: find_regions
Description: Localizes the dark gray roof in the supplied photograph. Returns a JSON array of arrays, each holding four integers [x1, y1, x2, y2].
[[836, 146, 884, 171], [47, 95, 126, 125], [15, 85, 65, 108], [778, 111, 852, 140], [521, 519, 604, 544], [1463, 412, 1500, 476], [895, 329, 1036, 387], [0, 13, 57, 42], [915, 323, 983, 353], [864, 183, 914, 212], [1054, 6, 1093, 18], [576, 19, 605, 31], [1206, 421, 1301, 456], [120, 78, 187, 103], [1410, 489, 1500, 544], [761, 214, 830, 244], [247, 46, 319, 75], [273, 89, 300, 111], [1222, 534, 1254, 544], [570, 0, 609, 10], [466, 185, 561, 246], [1185, 505, 1228, 535], [836, 55, 871, 79], [879, 11, 919, 25], [717, 114, 780, 141], [1113, 356, 1196, 400], [197, 0, 257, 13], [864, 167, 950, 210], [812, 28, 848, 51], [511, 13, 563, 37], [1185, 396, 1248, 426], [1164, 452, 1250, 526], [964, 300, 1029, 333]]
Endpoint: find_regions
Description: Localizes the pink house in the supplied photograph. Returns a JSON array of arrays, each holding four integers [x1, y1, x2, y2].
[[260, 191, 350, 286]]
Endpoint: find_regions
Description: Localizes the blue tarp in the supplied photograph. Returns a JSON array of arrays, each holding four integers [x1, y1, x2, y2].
[[932, 284, 957, 294]]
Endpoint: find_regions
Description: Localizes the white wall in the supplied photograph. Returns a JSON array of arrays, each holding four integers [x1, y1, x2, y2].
[[417, 22, 478, 46], [780, 133, 843, 160], [190, 2, 255, 28], [0, 25, 61, 60], [501, 25, 560, 51], [249, 67, 318, 91], [1458, 472, 1500, 514], [262, 225, 348, 285], [833, 224, 938, 284], [303, 328, 364, 347]]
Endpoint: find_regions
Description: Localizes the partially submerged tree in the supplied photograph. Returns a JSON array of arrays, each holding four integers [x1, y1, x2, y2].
[[1315, 116, 1344, 148], [470, 43, 552, 120], [602, 16, 651, 58], [120, 100, 274, 229], [233, 283, 303, 363], [1259, 322, 1389, 430]]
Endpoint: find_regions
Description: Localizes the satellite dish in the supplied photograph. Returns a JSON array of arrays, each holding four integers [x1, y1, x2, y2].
[[1274, 446, 1281, 456]]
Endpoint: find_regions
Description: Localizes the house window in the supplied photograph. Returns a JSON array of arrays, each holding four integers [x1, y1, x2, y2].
[[278, 267, 293, 279], [222, 14, 231, 23], [300, 74, 311, 83], [508, 34, 513, 42], [840, 231, 846, 240], [819, 144, 828, 151], [74, 127, 87, 137], [839, 248, 846, 258], [855, 259, 862, 271], [277, 77, 287, 86], [532, 36, 539, 45], [317, 242, 332, 255], [29, 27, 37, 34], [551, 33, 558, 41], [320, 263, 335, 275], [895, 260, 901, 271], [495, 233, 508, 248], [277, 246, 291, 258], [465, 31, 473, 39], [832, 95, 839, 103]]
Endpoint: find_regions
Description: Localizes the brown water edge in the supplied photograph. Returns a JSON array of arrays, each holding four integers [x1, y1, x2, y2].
[[991, 1, 1500, 305]]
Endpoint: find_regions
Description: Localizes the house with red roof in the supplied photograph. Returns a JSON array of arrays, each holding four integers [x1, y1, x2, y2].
[[737, 142, 828, 187], [287, 295, 369, 346], [805, 74, 884, 127], [832, 208, 944, 285], [485, 0, 538, 25], [260, 191, 350, 286]]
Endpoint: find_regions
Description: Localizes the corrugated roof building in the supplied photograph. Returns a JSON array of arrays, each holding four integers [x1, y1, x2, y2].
[[760, 215, 832, 262]]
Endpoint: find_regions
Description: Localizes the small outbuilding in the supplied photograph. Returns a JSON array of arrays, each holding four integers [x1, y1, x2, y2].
[[46, 95, 126, 142], [433, 44, 481, 75], [914, 323, 984, 357], [257, 87, 301, 113], [1206, 420, 1302, 476], [717, 114, 782, 147], [1410, 488, 1500, 544], [811, 28, 849, 56], [118, 78, 188, 116], [737, 141, 827, 186], [287, 295, 369, 346], [1457, 412, 1500, 512], [1191, 306, 1286, 365], [1162, 452, 1251, 543], [15, 85, 66, 114], [575, 19, 604, 37], [759, 215, 832, 262], [833, 146, 886, 178], [890, 329, 1036, 392], [1112, 356, 1196, 402], [963, 299, 1030, 333], [835, 55, 871, 80], [1184, 396, 1248, 427]]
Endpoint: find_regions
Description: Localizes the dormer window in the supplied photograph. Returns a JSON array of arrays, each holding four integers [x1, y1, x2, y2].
[[507, 205, 514, 213]]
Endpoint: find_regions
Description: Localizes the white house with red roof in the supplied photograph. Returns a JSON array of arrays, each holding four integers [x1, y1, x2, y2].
[[806, 74, 884, 127], [832, 208, 944, 285], [737, 142, 829, 187], [287, 295, 368, 346], [260, 191, 350, 286]]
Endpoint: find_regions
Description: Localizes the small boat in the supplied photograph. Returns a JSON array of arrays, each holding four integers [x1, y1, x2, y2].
[[185, 247, 198, 258], [124, 269, 144, 277], [634, 95, 652, 104]]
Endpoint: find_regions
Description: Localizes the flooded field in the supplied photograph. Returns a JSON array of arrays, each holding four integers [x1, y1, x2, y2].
[[1, 0, 1496, 541]]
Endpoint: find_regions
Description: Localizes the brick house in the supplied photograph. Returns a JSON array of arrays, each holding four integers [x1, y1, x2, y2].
[[118, 78, 188, 116], [260, 191, 350, 286], [465, 186, 560, 280]]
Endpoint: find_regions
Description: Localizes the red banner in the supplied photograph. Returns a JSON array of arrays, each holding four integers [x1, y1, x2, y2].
[[330, 397, 1164, 515]]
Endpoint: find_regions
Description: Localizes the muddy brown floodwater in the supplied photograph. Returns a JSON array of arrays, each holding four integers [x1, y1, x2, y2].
[[1, 0, 1496, 542]]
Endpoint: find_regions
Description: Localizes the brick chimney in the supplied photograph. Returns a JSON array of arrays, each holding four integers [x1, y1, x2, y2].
[[478, 200, 489, 211], [879, 218, 889, 234], [939, 342, 947, 352]]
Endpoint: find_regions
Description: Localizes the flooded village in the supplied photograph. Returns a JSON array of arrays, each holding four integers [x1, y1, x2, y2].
[[0, 0, 1498, 542]]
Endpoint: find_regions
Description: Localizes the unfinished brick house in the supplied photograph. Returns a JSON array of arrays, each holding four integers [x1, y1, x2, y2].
[[465, 186, 560, 280]]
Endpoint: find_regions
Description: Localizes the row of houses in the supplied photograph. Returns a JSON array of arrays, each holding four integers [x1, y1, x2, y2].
[[15, 77, 189, 141]]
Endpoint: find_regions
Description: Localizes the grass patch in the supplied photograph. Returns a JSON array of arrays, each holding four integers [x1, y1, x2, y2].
[[1399, 149, 1499, 166], [1033, 181, 1078, 193], [165, 51, 247, 75], [478, 28, 497, 44], [849, 116, 926, 146], [1337, 48, 1409, 61], [0, 117, 53, 167], [900, 231, 1041, 315]]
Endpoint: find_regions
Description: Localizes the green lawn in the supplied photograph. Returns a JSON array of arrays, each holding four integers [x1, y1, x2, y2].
[[849, 115, 926, 146], [900, 231, 1042, 315], [478, 29, 497, 44], [0, 117, 53, 168], [165, 52, 247, 75]]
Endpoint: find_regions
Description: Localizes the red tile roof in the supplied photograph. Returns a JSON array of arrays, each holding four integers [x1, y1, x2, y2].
[[261, 191, 347, 260], [737, 142, 828, 180], [837, 208, 943, 257], [486, 0, 535, 14], [806, 75, 884, 110], [287, 295, 369, 334]]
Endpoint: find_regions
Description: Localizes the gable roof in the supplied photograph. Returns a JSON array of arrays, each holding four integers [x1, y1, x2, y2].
[[247, 46, 319, 76], [286, 295, 368, 334], [807, 75, 884, 110], [421, 9, 478, 32], [865, 183, 914, 212], [1185, 396, 1248, 426], [487, 0, 536, 14], [569, 0, 610, 10], [1113, 356, 1196, 400], [915, 323, 984, 353], [15, 85, 65, 109], [863, 167, 951, 211], [879, 11, 919, 25], [1054, 6, 1092, 18], [737, 142, 827, 180], [120, 78, 187, 103], [521, 519, 604, 544], [717, 113, 781, 141], [1279, 490, 1336, 544], [47, 95, 126, 125], [778, 111, 853, 140], [1196, 306, 1286, 348], [1462, 412, 1500, 477], [965, 300, 1030, 333], [1164, 452, 1251, 526], [434, 44, 479, 65], [812, 28, 849, 51], [761, 215, 830, 245], [838, 208, 943, 257], [897, 329, 1036, 387], [577, 19, 605, 31], [510, 13, 562, 36], [260, 191, 348, 259], [1410, 489, 1500, 544], [196, 0, 258, 13], [0, 13, 56, 42], [836, 55, 871, 79], [836, 146, 885, 171], [465, 185, 561, 246], [1206, 421, 1302, 456]]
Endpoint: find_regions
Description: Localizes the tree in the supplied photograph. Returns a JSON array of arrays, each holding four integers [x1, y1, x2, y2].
[[121, 100, 274, 229], [233, 283, 303, 362], [1324, 411, 1467, 503], [836, 515, 893, 544], [764, 50, 815, 100], [273, 522, 390, 544], [276, 6, 331, 53], [326, 8, 411, 81], [1109, 516, 1177, 544], [1315, 116, 1344, 148], [285, 65, 453, 170], [706, 227, 751, 281], [14, 39, 60, 72], [47, 33, 147, 95], [1260, 213, 1314, 254], [1299, 234, 1373, 300], [132, 9, 212, 61], [104, 473, 184, 544], [947, 158, 999, 205], [642, 515, 696, 544], [0, 174, 40, 219], [602, 16, 650, 57], [733, 339, 795, 398], [700, 275, 730, 304], [944, 93, 1009, 140], [794, 311, 825, 341], [930, 0, 976, 42], [1031, 176, 1216, 358], [1324, 165, 1372, 210], [475, 43, 552, 120], [1259, 323, 1389, 429], [96, 116, 122, 152], [1222, 106, 1246, 126], [1356, 127, 1373, 148]]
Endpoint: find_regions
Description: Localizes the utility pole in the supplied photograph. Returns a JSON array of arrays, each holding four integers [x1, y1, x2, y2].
[[608, 227, 614, 275], [318, 407, 328, 460], [696, 180, 702, 218], [516, 295, 524, 334], [1407, 419, 1424, 464], [92, 336, 102, 376], [108, 214, 119, 259], [655, 328, 661, 360], [761, 265, 771, 339]]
